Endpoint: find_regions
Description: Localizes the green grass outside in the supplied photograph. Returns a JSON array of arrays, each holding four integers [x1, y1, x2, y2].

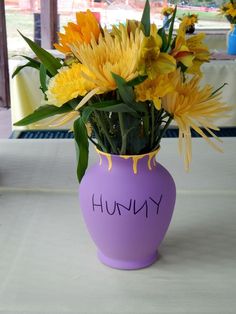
[[6, 8, 227, 58], [6, 11, 34, 57], [176, 9, 225, 21]]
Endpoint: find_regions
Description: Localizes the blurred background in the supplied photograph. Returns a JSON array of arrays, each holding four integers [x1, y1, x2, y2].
[[5, 0, 230, 57]]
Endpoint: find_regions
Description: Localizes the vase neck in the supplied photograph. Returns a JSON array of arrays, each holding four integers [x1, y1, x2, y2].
[[96, 148, 160, 175]]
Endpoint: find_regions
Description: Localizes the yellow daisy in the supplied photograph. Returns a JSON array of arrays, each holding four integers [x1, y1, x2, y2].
[[162, 70, 230, 170], [46, 63, 96, 107], [71, 25, 144, 92]]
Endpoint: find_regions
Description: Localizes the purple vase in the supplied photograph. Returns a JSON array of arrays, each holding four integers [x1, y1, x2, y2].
[[79, 148, 176, 270]]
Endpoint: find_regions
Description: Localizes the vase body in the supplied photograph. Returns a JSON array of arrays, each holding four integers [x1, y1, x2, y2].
[[227, 24, 236, 55], [79, 149, 176, 270]]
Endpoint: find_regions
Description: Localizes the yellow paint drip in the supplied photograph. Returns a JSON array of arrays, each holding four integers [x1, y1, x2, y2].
[[147, 150, 159, 170], [131, 155, 144, 174], [96, 147, 160, 174], [97, 150, 113, 171], [98, 154, 102, 166]]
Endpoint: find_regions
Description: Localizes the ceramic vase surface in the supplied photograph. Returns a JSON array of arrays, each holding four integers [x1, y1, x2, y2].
[[227, 24, 236, 55], [79, 148, 176, 270]]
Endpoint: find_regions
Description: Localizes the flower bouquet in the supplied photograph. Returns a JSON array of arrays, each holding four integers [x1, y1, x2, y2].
[[179, 13, 198, 34], [14, 0, 229, 269], [220, 0, 236, 54]]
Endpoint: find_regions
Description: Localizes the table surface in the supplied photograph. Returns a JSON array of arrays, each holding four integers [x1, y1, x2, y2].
[[0, 138, 236, 313]]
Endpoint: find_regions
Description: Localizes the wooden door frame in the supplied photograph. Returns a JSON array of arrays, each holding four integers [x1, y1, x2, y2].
[[0, 0, 58, 108]]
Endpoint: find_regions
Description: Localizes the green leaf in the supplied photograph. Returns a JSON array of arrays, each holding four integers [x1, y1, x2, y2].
[[82, 100, 138, 120], [73, 117, 89, 183], [68, 98, 82, 110], [12, 55, 41, 78], [127, 75, 148, 87], [13, 104, 73, 126], [158, 25, 168, 52], [12, 61, 39, 78], [18, 31, 61, 75], [39, 63, 47, 93], [12, 55, 53, 78], [95, 103, 136, 113], [111, 72, 135, 105], [131, 101, 148, 113], [81, 107, 94, 124], [166, 6, 177, 52], [90, 99, 136, 113], [110, 74, 148, 113], [90, 99, 119, 109], [13, 55, 41, 66], [177, 61, 188, 73], [141, 0, 150, 36], [123, 115, 148, 154], [143, 114, 150, 137]]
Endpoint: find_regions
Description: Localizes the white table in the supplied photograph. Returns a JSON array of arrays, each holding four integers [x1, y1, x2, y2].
[[0, 138, 236, 313], [201, 59, 236, 126]]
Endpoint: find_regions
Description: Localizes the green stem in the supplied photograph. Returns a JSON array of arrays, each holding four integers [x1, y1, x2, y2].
[[91, 123, 107, 152], [156, 108, 164, 124], [118, 112, 127, 154], [156, 114, 173, 146], [150, 105, 155, 148], [103, 111, 113, 133], [95, 111, 118, 153], [88, 136, 99, 149]]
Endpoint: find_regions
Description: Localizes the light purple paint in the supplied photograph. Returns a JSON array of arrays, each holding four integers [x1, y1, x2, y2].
[[79, 151, 176, 270]]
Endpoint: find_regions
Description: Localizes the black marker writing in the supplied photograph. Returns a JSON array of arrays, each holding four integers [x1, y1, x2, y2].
[[91, 194, 163, 218]]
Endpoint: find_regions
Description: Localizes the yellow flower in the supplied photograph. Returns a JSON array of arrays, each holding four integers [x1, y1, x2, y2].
[[180, 14, 198, 28], [220, 2, 236, 18], [171, 31, 210, 75], [138, 33, 176, 80], [126, 20, 141, 36], [171, 33, 195, 68], [111, 20, 141, 39], [219, 3, 229, 15], [228, 7, 236, 18], [162, 70, 229, 170], [54, 10, 100, 54], [135, 74, 174, 109], [46, 63, 96, 106], [186, 33, 210, 75], [71, 25, 144, 92], [161, 7, 174, 16]]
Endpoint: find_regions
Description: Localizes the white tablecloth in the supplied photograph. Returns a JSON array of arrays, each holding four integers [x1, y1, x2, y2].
[[0, 138, 236, 313], [10, 56, 236, 129]]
